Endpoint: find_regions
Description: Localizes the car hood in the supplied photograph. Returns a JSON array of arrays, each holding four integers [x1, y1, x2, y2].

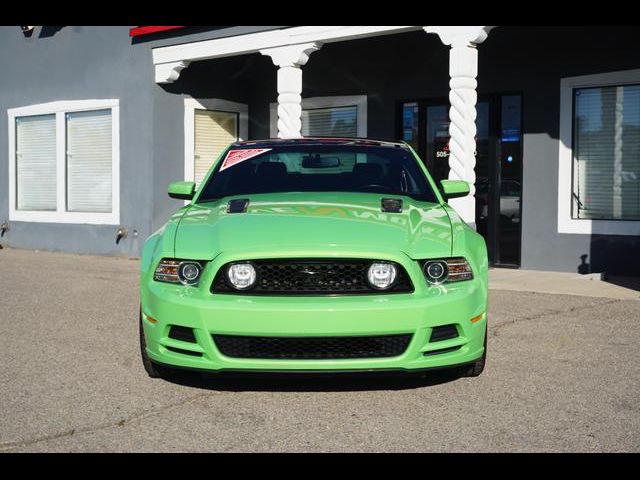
[[174, 192, 453, 260]]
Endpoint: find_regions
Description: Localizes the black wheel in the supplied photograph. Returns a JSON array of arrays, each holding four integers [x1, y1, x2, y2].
[[139, 309, 169, 379], [460, 327, 487, 377]]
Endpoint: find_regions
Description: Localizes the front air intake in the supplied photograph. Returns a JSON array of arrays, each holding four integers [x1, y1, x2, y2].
[[423, 346, 461, 356], [165, 346, 202, 357], [168, 325, 196, 343], [429, 325, 459, 342], [211, 259, 414, 295], [212, 334, 413, 359]]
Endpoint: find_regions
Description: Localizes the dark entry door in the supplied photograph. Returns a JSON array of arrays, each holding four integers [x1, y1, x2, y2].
[[400, 94, 523, 267]]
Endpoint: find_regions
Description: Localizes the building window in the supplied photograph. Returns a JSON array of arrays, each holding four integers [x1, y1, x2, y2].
[[15, 114, 57, 211], [572, 84, 640, 221], [184, 98, 248, 188], [302, 105, 358, 137], [558, 70, 640, 235], [66, 110, 113, 213], [8, 100, 119, 224], [194, 109, 238, 187], [270, 95, 367, 138]]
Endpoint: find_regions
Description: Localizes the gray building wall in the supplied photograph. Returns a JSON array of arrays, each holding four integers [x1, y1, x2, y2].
[[481, 26, 640, 274], [0, 26, 159, 257], [1, 26, 638, 274], [0, 25, 282, 257]]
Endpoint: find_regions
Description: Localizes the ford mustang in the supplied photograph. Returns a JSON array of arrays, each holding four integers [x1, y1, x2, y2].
[[139, 138, 488, 378]]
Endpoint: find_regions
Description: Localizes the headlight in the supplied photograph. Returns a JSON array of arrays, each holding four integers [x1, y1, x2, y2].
[[226, 263, 257, 290], [178, 262, 202, 285], [367, 262, 397, 290], [154, 259, 204, 286], [423, 257, 473, 285], [424, 260, 448, 285]]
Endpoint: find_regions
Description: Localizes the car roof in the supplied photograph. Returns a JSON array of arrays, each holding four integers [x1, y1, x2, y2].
[[231, 137, 408, 149]]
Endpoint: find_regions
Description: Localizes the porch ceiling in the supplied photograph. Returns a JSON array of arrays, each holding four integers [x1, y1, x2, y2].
[[152, 26, 423, 84]]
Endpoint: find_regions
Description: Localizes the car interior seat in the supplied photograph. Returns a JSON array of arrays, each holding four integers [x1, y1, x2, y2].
[[352, 163, 384, 187]]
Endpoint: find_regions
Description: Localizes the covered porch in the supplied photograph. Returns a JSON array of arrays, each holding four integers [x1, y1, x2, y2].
[[151, 26, 494, 228]]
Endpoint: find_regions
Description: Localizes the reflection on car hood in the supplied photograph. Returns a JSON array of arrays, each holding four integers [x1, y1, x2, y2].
[[174, 192, 452, 260]]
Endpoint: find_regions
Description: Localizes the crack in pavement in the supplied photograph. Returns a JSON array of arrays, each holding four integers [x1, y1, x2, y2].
[[490, 297, 621, 338], [0, 390, 216, 451], [1, 296, 626, 452]]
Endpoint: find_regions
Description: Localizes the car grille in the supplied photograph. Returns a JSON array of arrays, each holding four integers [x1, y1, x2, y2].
[[212, 334, 413, 359], [211, 259, 413, 295]]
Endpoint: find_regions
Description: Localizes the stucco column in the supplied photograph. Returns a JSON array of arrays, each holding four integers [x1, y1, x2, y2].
[[260, 43, 321, 139], [425, 26, 494, 227]]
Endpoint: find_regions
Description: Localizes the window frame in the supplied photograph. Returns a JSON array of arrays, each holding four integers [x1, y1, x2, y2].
[[183, 97, 248, 185], [8, 99, 120, 225], [558, 70, 640, 235], [269, 95, 367, 138]]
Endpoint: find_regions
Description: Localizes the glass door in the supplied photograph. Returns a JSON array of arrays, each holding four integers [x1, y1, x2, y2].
[[402, 94, 522, 266], [496, 95, 523, 266]]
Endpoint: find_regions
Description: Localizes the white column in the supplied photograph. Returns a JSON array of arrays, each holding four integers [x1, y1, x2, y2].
[[260, 43, 321, 139], [424, 26, 494, 227]]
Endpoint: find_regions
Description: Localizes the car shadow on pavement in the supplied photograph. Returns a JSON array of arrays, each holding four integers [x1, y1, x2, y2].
[[159, 369, 464, 392]]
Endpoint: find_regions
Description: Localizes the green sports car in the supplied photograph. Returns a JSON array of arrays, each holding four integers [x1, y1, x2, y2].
[[140, 138, 488, 378]]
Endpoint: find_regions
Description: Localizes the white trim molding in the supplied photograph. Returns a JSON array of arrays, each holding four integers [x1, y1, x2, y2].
[[424, 26, 494, 47], [7, 99, 120, 225], [260, 43, 321, 68], [152, 26, 421, 84], [183, 97, 249, 183], [155, 61, 191, 84], [558, 69, 640, 236], [269, 95, 368, 139]]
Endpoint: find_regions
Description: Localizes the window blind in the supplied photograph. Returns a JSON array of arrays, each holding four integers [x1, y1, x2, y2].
[[302, 105, 358, 138], [194, 109, 238, 187], [16, 114, 57, 211], [66, 109, 113, 213], [573, 84, 640, 220]]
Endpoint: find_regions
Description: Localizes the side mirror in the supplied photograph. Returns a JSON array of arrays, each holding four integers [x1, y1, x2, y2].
[[168, 181, 196, 200], [440, 180, 470, 200]]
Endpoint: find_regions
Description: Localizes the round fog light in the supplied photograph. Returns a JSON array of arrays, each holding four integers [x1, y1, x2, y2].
[[227, 263, 257, 290], [178, 262, 202, 285], [424, 260, 448, 285], [367, 262, 397, 290]]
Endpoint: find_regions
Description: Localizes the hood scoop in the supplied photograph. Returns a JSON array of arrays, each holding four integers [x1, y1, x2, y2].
[[381, 198, 403, 213], [227, 198, 250, 214]]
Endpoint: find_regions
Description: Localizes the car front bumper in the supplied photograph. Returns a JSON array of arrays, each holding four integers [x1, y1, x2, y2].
[[140, 259, 487, 373]]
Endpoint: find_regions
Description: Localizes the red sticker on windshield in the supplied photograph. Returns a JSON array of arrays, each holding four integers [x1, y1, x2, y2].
[[220, 148, 272, 171]]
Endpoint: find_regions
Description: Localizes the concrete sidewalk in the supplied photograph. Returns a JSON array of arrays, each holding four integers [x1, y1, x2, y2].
[[489, 268, 640, 300]]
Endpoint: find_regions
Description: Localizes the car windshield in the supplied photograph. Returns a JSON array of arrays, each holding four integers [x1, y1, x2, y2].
[[197, 144, 438, 203]]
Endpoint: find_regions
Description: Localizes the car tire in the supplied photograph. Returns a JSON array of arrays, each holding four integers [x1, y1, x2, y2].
[[461, 327, 487, 377], [139, 309, 169, 379]]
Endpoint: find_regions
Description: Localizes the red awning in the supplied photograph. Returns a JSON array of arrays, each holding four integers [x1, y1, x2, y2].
[[129, 26, 185, 37]]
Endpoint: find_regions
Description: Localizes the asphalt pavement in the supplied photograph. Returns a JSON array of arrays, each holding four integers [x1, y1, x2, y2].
[[1, 248, 639, 452]]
